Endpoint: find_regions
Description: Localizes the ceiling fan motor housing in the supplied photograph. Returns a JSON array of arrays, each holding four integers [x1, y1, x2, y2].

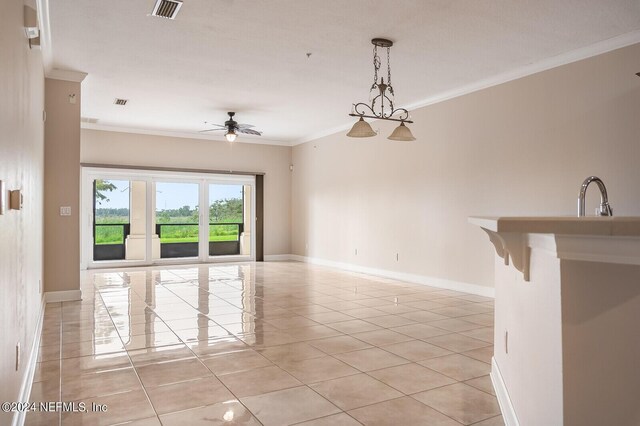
[[225, 112, 237, 129]]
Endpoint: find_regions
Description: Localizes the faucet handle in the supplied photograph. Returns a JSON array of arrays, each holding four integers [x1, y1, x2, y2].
[[598, 203, 613, 216]]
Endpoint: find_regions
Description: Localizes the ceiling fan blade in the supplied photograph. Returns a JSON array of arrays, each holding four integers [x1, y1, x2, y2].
[[199, 128, 226, 133], [236, 124, 255, 129], [204, 122, 226, 128], [237, 128, 262, 136]]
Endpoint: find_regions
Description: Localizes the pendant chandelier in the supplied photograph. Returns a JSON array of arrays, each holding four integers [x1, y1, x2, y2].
[[347, 38, 416, 141]]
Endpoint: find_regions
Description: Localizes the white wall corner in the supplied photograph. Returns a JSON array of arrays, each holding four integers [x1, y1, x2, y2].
[[12, 297, 46, 426], [491, 357, 520, 426], [44, 289, 82, 303], [280, 254, 495, 298]]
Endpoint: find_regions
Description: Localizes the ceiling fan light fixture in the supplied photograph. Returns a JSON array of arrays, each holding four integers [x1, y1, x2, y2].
[[346, 117, 377, 138], [388, 121, 416, 141], [199, 112, 262, 141], [225, 129, 237, 142]]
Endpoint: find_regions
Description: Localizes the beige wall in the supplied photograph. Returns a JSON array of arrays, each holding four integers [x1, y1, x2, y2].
[[44, 78, 82, 292], [291, 43, 640, 289], [80, 130, 292, 255], [0, 2, 45, 424]]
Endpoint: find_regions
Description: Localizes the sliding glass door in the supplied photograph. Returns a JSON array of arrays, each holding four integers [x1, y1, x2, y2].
[[154, 181, 200, 260], [82, 168, 255, 269], [92, 178, 147, 262], [208, 183, 249, 257]]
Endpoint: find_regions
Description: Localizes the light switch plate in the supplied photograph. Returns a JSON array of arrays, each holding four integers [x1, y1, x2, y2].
[[9, 190, 23, 210], [60, 206, 71, 216]]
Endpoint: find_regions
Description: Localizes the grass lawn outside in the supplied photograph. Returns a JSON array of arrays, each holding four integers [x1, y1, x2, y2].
[[94, 223, 241, 245], [159, 234, 239, 243]]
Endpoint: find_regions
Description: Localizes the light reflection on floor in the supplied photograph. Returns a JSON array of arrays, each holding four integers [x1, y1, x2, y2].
[[27, 261, 502, 426]]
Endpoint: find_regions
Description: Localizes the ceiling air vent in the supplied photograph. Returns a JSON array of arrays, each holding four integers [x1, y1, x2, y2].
[[114, 98, 128, 106], [151, 0, 183, 19]]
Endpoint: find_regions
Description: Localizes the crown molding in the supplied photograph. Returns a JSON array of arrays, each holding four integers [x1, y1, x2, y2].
[[296, 121, 355, 145], [47, 68, 88, 83], [401, 30, 640, 113], [81, 122, 293, 147], [293, 30, 640, 146], [40, 2, 638, 149], [35, 0, 52, 73], [36, 0, 88, 82]]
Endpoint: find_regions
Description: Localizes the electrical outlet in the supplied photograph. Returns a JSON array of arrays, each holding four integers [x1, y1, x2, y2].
[[60, 206, 71, 216], [16, 342, 20, 371]]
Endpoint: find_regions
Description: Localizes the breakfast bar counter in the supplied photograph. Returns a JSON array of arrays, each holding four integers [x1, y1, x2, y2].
[[469, 216, 640, 426]]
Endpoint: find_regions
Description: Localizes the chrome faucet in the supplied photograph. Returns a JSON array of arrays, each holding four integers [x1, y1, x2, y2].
[[578, 176, 613, 217]]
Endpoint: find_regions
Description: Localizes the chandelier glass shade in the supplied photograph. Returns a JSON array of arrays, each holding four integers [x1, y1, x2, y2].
[[387, 121, 416, 141], [346, 117, 377, 137], [347, 38, 415, 141]]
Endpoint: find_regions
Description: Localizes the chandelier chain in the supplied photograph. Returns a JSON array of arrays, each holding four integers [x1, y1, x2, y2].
[[372, 45, 381, 90], [348, 38, 413, 125], [387, 47, 394, 96]]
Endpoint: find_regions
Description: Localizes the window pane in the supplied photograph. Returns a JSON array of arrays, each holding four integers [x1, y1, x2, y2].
[[209, 184, 246, 256], [155, 182, 199, 259]]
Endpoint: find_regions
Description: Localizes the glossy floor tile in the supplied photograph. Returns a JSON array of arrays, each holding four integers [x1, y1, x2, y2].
[[26, 261, 500, 425], [309, 373, 403, 411], [348, 396, 461, 426], [240, 386, 340, 425], [413, 382, 502, 424]]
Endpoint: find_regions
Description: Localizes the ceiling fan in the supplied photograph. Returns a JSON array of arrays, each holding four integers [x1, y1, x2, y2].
[[200, 112, 262, 142]]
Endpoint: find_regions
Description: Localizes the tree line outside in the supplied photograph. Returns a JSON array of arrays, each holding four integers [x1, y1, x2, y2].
[[94, 180, 243, 245]]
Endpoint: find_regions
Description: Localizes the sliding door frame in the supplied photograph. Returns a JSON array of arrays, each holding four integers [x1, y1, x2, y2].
[[81, 166, 257, 270]]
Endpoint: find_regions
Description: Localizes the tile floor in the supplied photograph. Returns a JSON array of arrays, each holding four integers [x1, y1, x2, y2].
[[26, 261, 502, 426]]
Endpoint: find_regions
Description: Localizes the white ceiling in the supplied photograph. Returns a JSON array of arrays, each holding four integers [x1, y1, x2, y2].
[[48, 0, 640, 144]]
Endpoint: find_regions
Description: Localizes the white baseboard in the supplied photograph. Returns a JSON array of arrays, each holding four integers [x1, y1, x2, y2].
[[263, 254, 295, 261], [491, 357, 520, 426], [269, 254, 494, 298], [12, 297, 46, 426], [44, 289, 82, 303]]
